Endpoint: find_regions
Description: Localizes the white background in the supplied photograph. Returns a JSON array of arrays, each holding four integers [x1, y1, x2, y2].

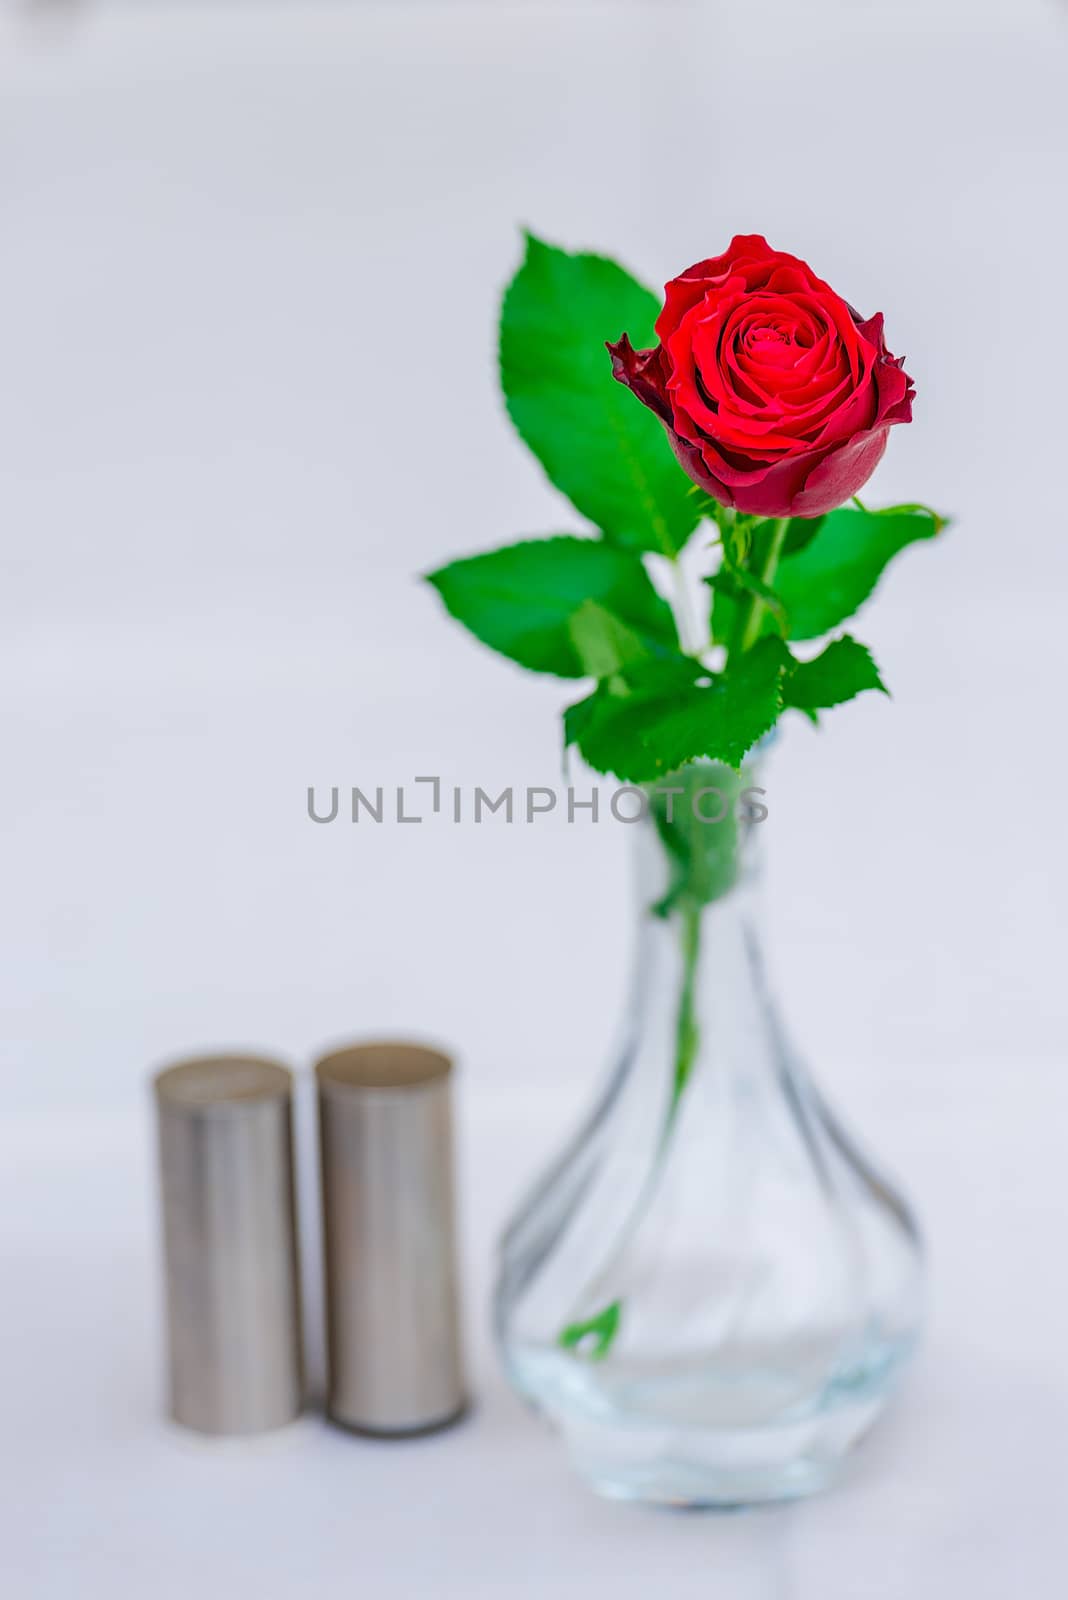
[[1, 1, 1066, 1594]]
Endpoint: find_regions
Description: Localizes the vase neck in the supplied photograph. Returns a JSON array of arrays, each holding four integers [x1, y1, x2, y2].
[[634, 758, 768, 923], [625, 764, 777, 1120]]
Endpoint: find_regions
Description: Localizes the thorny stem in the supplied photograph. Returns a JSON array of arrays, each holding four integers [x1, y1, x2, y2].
[[733, 516, 789, 657], [668, 898, 702, 1121]]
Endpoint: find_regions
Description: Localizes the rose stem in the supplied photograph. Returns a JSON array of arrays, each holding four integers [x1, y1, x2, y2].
[[735, 516, 789, 655]]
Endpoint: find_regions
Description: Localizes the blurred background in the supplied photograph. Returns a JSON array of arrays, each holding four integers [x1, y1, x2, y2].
[[2, 1, 1066, 1595]]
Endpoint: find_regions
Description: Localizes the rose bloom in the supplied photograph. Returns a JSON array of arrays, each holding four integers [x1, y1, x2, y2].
[[610, 235, 914, 519]]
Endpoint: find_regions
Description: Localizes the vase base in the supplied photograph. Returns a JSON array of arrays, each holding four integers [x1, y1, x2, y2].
[[583, 1454, 840, 1510], [507, 1335, 911, 1509], [569, 1403, 879, 1509]]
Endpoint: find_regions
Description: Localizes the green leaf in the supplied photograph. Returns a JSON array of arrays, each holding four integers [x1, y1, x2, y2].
[[776, 504, 945, 640], [783, 635, 887, 715], [499, 234, 699, 556], [566, 637, 788, 781], [566, 599, 649, 679], [563, 688, 605, 751], [650, 763, 746, 919], [781, 513, 826, 556], [425, 535, 676, 678], [559, 1300, 621, 1360], [563, 654, 698, 753]]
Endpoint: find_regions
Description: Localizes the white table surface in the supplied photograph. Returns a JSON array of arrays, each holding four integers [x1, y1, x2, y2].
[[2, 1, 1067, 1593], [3, 1061, 1068, 1599]]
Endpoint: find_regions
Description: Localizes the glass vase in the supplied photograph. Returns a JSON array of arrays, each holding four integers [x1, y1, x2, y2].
[[494, 759, 924, 1507]]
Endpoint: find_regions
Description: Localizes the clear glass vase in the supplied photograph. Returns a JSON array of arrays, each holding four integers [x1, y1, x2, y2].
[[494, 759, 924, 1507]]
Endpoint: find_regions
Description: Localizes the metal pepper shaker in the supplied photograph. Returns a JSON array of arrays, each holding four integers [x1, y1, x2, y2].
[[154, 1054, 304, 1435], [315, 1041, 467, 1435]]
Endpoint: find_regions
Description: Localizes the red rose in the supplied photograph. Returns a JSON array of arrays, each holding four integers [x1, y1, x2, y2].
[[609, 235, 914, 519]]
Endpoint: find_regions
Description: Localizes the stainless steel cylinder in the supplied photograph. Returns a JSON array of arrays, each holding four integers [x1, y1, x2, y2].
[[154, 1054, 304, 1435], [316, 1041, 467, 1435]]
